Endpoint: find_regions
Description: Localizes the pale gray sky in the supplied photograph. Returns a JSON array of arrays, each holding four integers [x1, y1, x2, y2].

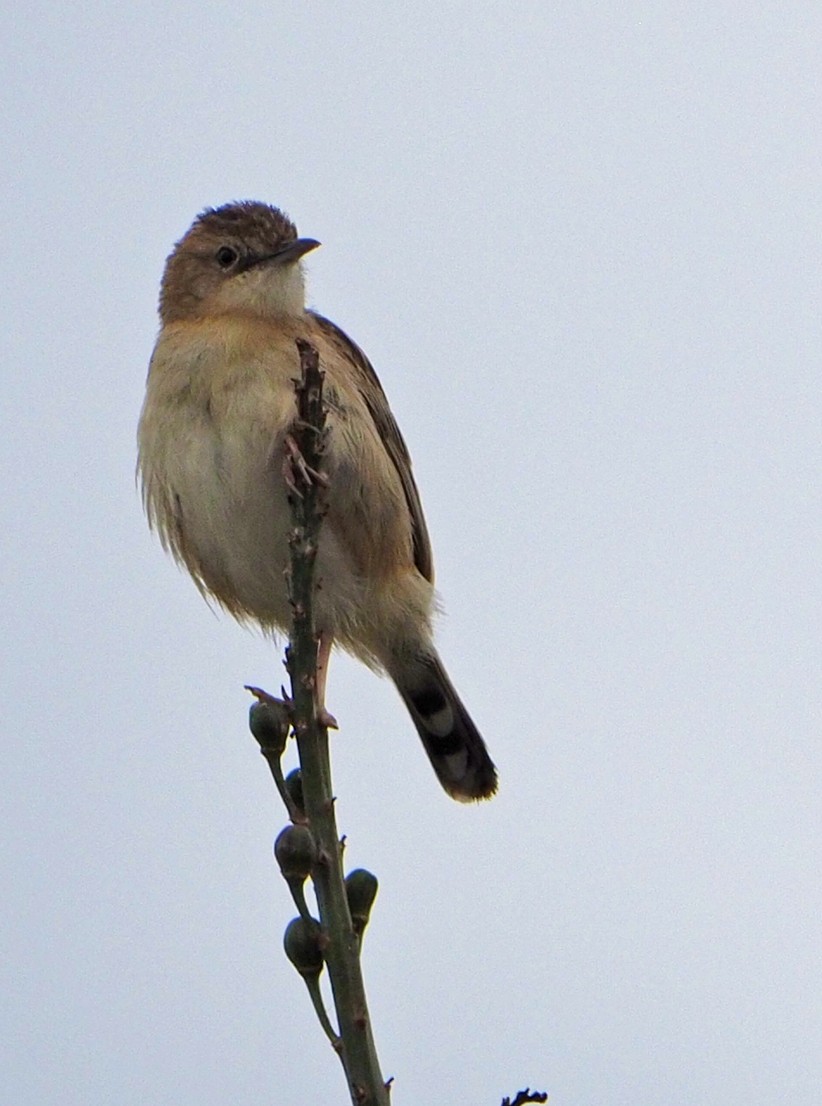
[[2, 5, 820, 1105]]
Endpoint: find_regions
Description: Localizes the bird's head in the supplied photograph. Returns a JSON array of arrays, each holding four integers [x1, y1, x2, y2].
[[159, 201, 320, 324]]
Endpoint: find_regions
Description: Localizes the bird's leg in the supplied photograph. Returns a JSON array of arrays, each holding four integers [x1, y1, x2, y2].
[[315, 631, 338, 730], [283, 432, 329, 497]]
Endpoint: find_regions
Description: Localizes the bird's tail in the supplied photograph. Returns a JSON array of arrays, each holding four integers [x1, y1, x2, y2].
[[391, 650, 497, 802]]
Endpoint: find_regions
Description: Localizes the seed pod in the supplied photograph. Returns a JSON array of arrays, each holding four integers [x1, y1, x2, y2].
[[283, 916, 323, 976], [284, 768, 305, 816], [345, 868, 379, 937], [248, 699, 290, 758], [275, 824, 318, 882]]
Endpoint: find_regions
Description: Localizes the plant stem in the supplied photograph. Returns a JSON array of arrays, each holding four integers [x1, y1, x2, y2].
[[288, 339, 390, 1106]]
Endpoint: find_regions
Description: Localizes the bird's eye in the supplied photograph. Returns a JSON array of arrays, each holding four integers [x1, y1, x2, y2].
[[215, 246, 239, 269]]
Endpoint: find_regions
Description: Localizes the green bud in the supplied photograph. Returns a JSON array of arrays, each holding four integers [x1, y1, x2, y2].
[[284, 768, 305, 815], [283, 916, 323, 976], [345, 868, 379, 936], [274, 824, 317, 881], [249, 699, 290, 758]]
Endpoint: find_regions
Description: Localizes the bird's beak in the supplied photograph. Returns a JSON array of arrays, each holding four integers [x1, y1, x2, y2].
[[269, 237, 321, 265]]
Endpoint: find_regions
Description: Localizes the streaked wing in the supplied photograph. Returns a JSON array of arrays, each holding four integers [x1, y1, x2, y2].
[[310, 311, 434, 582]]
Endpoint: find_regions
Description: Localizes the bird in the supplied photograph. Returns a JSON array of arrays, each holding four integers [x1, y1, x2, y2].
[[137, 201, 497, 801]]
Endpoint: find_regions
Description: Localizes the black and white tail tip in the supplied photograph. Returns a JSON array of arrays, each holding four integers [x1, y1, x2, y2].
[[394, 652, 497, 802]]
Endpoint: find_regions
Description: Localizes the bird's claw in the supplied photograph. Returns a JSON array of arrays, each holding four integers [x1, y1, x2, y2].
[[283, 433, 328, 497]]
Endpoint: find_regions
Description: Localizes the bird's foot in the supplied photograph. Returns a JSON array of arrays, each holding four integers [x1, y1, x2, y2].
[[283, 433, 329, 497]]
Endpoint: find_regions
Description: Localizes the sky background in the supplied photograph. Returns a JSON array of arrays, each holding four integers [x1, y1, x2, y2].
[[2, 4, 820, 1104]]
